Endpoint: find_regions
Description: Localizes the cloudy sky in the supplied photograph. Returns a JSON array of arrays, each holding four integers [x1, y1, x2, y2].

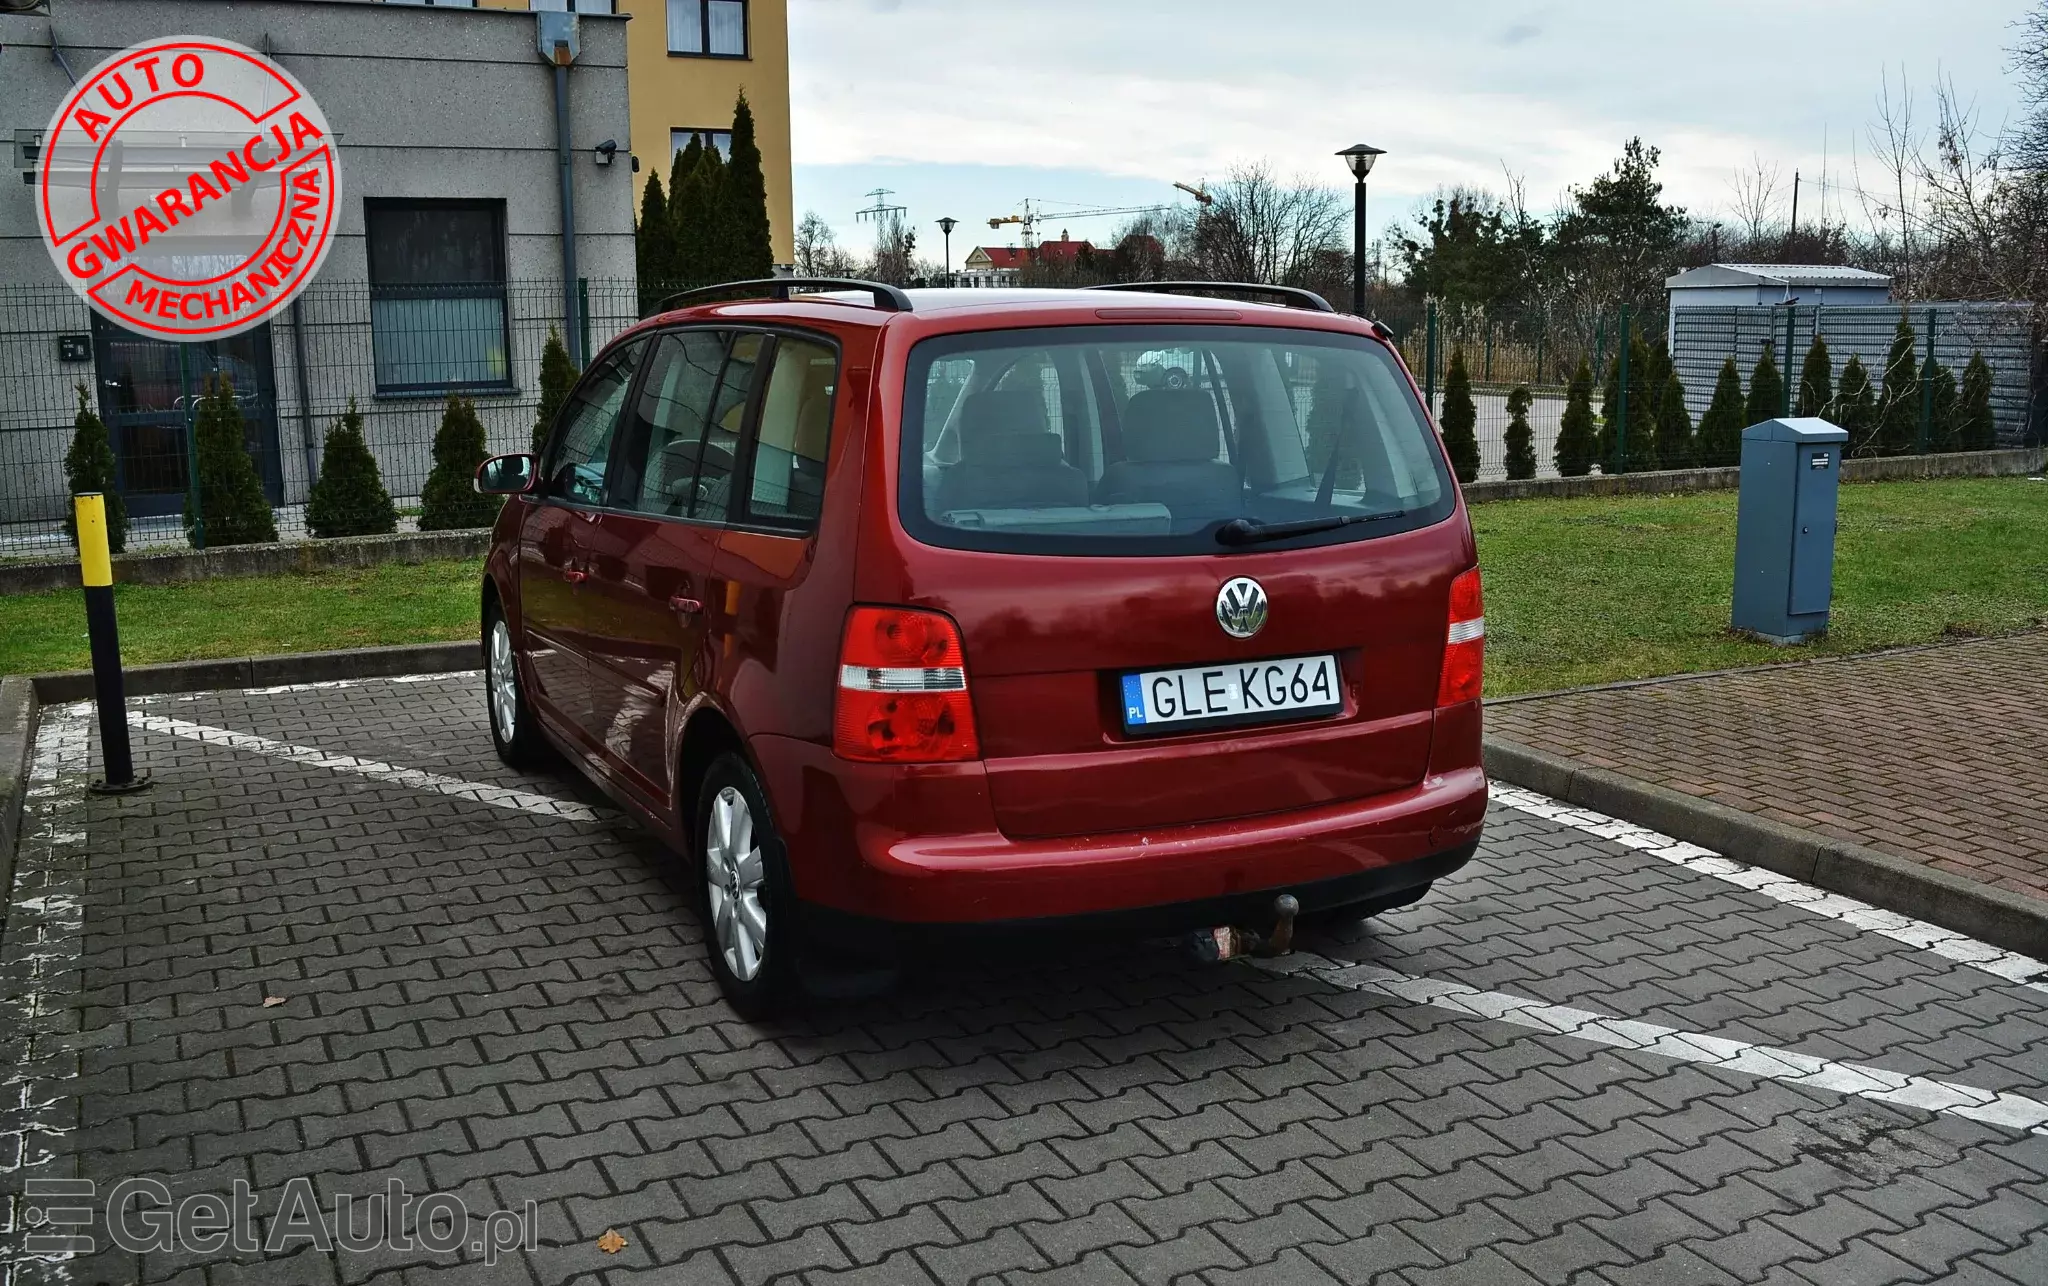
[[788, 0, 2034, 262]]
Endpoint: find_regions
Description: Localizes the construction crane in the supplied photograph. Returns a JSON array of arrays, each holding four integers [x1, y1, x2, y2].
[[986, 189, 1203, 249]]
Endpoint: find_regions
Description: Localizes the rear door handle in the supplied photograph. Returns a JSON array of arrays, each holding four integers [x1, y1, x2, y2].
[[562, 568, 588, 585], [669, 595, 703, 615]]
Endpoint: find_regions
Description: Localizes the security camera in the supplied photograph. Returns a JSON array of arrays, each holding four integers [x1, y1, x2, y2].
[[594, 139, 618, 166]]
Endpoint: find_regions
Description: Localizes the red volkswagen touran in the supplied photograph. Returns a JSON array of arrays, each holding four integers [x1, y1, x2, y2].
[[475, 280, 1487, 1013]]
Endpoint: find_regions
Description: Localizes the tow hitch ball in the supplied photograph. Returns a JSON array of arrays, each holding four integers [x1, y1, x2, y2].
[[1184, 894, 1299, 962]]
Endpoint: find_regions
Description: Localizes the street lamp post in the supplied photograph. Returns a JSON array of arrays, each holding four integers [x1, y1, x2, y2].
[[937, 216, 958, 287], [1336, 144, 1385, 316]]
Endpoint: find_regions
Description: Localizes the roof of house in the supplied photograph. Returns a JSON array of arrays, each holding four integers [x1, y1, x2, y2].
[[966, 239, 1099, 270], [1666, 263, 1893, 291], [969, 246, 1029, 269]]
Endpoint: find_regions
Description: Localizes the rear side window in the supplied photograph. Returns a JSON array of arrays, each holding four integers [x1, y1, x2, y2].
[[747, 337, 838, 526], [616, 329, 728, 518], [695, 334, 765, 523], [901, 325, 1453, 556]]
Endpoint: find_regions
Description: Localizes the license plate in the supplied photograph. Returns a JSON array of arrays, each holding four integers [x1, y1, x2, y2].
[[1120, 653, 1342, 735]]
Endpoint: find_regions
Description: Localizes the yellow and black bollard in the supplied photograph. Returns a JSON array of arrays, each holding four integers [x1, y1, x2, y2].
[[75, 493, 149, 795]]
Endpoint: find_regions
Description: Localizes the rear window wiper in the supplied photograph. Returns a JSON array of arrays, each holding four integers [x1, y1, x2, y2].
[[1214, 511, 1407, 547]]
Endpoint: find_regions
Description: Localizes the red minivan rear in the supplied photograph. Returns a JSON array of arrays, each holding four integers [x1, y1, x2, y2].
[[761, 292, 1489, 932]]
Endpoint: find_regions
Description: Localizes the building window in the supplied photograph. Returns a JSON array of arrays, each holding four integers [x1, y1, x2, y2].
[[668, 0, 747, 57], [383, 1, 479, 8], [669, 128, 733, 163], [529, 1, 616, 13], [365, 200, 512, 395]]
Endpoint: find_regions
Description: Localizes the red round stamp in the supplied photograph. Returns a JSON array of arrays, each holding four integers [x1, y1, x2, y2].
[[38, 35, 341, 341]]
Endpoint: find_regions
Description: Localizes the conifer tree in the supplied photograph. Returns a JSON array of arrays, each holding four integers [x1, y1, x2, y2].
[[533, 326, 579, 452], [1876, 316, 1920, 454], [1503, 384, 1537, 481], [1957, 352, 1995, 451], [418, 394, 501, 531], [1553, 358, 1598, 477], [1928, 361, 1959, 452], [636, 170, 676, 307], [673, 136, 728, 285], [1797, 334, 1834, 418], [63, 384, 126, 554], [668, 133, 706, 284], [1596, 325, 1656, 472], [1744, 341, 1784, 431], [1836, 353, 1879, 453], [306, 399, 398, 538], [1439, 347, 1480, 483], [1695, 358, 1747, 466], [721, 92, 774, 280], [1654, 369, 1693, 469], [185, 373, 277, 547]]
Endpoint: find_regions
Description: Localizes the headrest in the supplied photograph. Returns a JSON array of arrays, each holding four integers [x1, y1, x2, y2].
[[958, 388, 1049, 443], [963, 430, 1067, 468], [1122, 389, 1222, 463]]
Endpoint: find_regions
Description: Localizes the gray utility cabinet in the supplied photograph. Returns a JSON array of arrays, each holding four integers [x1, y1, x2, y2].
[[1731, 418, 1850, 644]]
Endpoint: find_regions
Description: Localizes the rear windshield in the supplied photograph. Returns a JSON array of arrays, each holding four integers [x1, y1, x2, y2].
[[900, 324, 1454, 556]]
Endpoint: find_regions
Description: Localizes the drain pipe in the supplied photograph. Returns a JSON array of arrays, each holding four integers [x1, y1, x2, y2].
[[538, 12, 583, 367]]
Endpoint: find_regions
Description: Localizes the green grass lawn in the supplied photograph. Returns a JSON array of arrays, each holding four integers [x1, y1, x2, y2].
[[3, 477, 2044, 690], [0, 559, 485, 677], [1476, 476, 2048, 695]]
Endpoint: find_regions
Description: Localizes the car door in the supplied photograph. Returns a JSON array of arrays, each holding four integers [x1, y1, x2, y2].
[[713, 332, 848, 746], [516, 340, 645, 742], [580, 331, 764, 804]]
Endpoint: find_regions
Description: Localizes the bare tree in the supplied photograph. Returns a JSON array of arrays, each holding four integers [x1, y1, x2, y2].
[[2011, 1, 2048, 171], [1860, 68, 1924, 296], [793, 210, 863, 279], [1726, 154, 1783, 243], [1171, 162, 1346, 285]]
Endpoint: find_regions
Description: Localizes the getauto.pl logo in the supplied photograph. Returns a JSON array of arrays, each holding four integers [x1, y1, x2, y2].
[[22, 1176, 538, 1265]]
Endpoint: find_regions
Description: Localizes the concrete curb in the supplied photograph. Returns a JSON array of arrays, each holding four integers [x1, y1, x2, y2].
[[1484, 735, 2048, 960], [0, 528, 491, 597], [27, 640, 481, 704], [1462, 445, 2043, 505], [0, 677, 36, 947]]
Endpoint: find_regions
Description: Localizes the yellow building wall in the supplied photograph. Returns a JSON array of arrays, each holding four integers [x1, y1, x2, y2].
[[476, 1, 795, 265]]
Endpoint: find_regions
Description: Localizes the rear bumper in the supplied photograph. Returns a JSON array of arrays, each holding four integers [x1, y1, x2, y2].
[[749, 731, 1488, 926]]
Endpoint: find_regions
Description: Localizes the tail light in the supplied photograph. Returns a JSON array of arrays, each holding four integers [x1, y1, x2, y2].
[[833, 606, 980, 762], [1436, 567, 1484, 706]]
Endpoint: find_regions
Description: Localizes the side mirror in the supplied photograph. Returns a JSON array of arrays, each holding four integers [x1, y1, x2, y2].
[[475, 453, 539, 495]]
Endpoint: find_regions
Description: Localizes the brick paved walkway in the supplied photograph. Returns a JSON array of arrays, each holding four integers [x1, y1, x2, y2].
[[1488, 631, 2048, 904], [2, 672, 2045, 1284]]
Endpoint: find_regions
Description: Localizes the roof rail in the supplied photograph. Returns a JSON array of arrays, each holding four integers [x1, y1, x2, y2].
[[650, 277, 913, 317], [1083, 281, 1336, 313]]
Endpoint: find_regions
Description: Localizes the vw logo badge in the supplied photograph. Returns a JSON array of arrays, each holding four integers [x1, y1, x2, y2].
[[1215, 577, 1268, 639]]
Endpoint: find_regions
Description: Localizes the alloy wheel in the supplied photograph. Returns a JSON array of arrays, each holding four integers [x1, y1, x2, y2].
[[488, 618, 519, 743], [705, 785, 769, 981]]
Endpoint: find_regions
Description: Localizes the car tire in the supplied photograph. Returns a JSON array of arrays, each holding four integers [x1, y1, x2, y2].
[[696, 751, 801, 1018], [484, 605, 550, 769]]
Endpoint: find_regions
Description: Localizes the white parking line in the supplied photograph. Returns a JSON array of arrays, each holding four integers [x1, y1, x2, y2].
[[1262, 952, 2048, 1135], [138, 670, 482, 702], [1488, 782, 2048, 997], [128, 713, 616, 823]]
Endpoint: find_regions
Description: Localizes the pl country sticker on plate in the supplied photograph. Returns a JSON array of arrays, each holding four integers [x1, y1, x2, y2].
[[37, 35, 340, 340]]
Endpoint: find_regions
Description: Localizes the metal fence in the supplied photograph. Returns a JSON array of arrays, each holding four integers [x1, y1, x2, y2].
[[5, 280, 2041, 558], [1670, 303, 2037, 453], [1385, 299, 2040, 482], [1, 278, 645, 558]]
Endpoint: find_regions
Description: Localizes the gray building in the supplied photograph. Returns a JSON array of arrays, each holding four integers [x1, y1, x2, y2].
[[0, 0, 637, 550], [1664, 263, 1892, 344]]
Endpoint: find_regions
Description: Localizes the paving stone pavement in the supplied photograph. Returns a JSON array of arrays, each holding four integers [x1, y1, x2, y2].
[[2, 672, 2045, 1286], [1486, 631, 2048, 904]]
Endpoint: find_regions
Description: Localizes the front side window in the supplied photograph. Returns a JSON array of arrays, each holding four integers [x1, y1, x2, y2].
[[543, 342, 643, 506], [747, 337, 838, 526], [902, 325, 1453, 556], [365, 200, 509, 394], [668, 0, 747, 55]]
